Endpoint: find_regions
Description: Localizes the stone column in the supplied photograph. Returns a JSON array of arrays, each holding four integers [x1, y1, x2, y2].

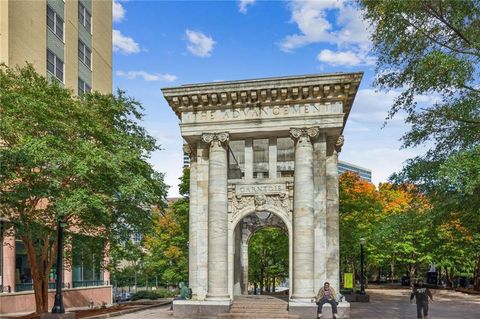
[[290, 127, 318, 300], [244, 138, 253, 180], [233, 225, 242, 296], [2, 228, 16, 292], [268, 137, 277, 179], [196, 143, 210, 300], [184, 143, 198, 298], [202, 132, 230, 300], [313, 133, 328, 292], [241, 241, 249, 295], [325, 135, 343, 293]]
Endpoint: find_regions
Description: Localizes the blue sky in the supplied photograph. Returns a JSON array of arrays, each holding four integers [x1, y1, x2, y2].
[[112, 0, 429, 197]]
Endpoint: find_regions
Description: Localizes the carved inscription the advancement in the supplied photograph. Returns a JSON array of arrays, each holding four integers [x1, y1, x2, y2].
[[181, 103, 343, 124]]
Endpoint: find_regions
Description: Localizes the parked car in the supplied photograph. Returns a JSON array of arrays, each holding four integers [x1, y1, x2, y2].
[[114, 291, 133, 302]]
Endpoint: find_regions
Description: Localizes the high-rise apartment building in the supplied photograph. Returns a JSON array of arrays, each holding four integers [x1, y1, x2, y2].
[[0, 1, 112, 314], [0, 0, 112, 94], [338, 161, 372, 182]]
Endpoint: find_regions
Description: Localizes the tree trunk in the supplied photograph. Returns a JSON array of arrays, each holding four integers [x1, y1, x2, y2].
[[390, 262, 395, 283], [473, 254, 480, 291], [445, 267, 454, 288], [272, 276, 275, 292], [22, 233, 57, 314], [408, 265, 416, 288], [260, 268, 264, 294]]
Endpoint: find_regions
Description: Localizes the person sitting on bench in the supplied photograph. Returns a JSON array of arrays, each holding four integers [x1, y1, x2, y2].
[[315, 281, 338, 318]]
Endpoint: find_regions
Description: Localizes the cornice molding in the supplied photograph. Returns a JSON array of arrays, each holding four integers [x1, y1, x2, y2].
[[162, 73, 363, 121]]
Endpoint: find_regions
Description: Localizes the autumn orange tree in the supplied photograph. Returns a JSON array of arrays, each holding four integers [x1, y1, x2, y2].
[[373, 184, 432, 283], [143, 169, 189, 285], [339, 172, 433, 284], [339, 172, 382, 280]]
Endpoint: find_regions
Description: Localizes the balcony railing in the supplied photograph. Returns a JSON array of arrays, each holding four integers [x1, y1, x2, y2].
[[73, 280, 108, 288], [3, 281, 107, 293], [15, 282, 58, 292]]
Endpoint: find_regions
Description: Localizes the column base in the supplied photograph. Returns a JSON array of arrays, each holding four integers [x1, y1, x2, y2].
[[205, 293, 231, 301], [290, 294, 315, 302], [173, 300, 231, 319]]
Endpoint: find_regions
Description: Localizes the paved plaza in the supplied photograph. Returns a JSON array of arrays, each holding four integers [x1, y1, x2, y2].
[[350, 289, 480, 319], [114, 289, 480, 319]]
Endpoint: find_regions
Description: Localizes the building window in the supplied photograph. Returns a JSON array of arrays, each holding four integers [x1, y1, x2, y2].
[[47, 5, 64, 40], [78, 41, 92, 69], [253, 139, 269, 179], [78, 78, 91, 95], [228, 140, 245, 179], [47, 50, 64, 82], [78, 3, 92, 33], [277, 137, 294, 177]]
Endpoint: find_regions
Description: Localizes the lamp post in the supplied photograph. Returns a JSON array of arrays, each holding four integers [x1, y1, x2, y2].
[[52, 220, 65, 313], [360, 237, 366, 295]]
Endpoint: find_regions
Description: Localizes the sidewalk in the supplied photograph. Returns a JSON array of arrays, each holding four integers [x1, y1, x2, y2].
[[112, 289, 480, 319], [350, 288, 480, 319]]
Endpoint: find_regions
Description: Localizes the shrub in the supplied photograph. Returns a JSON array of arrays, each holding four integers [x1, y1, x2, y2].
[[131, 288, 176, 301]]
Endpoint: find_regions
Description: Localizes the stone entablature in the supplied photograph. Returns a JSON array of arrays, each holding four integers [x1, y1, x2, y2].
[[162, 73, 363, 141], [162, 73, 362, 118]]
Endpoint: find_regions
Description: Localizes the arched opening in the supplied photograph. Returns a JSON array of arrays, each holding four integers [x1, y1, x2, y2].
[[232, 211, 289, 297], [249, 227, 288, 295]]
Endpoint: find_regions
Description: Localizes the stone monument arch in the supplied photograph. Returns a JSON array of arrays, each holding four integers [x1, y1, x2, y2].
[[162, 73, 362, 318]]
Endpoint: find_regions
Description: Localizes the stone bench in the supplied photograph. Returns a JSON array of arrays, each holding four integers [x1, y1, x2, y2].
[[317, 302, 350, 319], [289, 301, 350, 319]]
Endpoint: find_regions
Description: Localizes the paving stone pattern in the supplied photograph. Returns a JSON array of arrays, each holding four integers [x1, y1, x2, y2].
[[115, 289, 480, 319]]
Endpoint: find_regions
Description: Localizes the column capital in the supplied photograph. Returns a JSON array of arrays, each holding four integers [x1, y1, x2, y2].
[[289, 127, 319, 142], [201, 132, 229, 147], [335, 135, 344, 153], [183, 143, 197, 161]]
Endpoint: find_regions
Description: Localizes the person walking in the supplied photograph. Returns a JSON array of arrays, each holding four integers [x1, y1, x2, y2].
[[410, 279, 433, 319], [315, 281, 338, 318]]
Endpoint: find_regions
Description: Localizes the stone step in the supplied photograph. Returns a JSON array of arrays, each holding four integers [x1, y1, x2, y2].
[[218, 296, 299, 319], [229, 310, 289, 315], [218, 314, 298, 319], [231, 305, 287, 310]]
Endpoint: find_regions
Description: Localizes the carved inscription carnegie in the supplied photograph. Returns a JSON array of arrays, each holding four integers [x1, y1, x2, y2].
[[236, 184, 287, 196], [181, 102, 343, 123]]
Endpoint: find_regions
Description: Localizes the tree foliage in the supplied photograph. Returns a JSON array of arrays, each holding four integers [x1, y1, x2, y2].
[[0, 65, 167, 313], [360, 0, 480, 289], [248, 227, 288, 294], [143, 168, 189, 286]]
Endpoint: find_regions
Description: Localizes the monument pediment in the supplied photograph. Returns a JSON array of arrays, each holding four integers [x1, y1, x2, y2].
[[162, 73, 363, 136]]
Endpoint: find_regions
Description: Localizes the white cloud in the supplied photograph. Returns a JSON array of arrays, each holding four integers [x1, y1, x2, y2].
[[281, 1, 375, 66], [113, 29, 140, 55], [239, 0, 256, 14], [317, 49, 375, 67], [116, 70, 177, 82], [185, 29, 216, 57], [112, 0, 125, 23]]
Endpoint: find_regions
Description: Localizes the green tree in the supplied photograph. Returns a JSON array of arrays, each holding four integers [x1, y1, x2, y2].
[[360, 0, 480, 289], [248, 227, 288, 294], [339, 172, 382, 281], [144, 168, 189, 286], [0, 65, 167, 313]]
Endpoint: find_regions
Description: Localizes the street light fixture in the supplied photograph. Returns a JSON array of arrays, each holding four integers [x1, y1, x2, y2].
[[360, 238, 366, 295], [52, 220, 65, 313]]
